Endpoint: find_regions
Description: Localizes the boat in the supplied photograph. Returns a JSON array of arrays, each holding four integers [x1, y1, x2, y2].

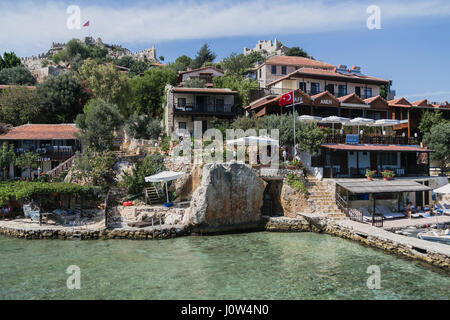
[[417, 229, 450, 243]]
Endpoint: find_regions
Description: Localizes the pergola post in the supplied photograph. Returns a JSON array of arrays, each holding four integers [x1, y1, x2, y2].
[[372, 193, 375, 226]]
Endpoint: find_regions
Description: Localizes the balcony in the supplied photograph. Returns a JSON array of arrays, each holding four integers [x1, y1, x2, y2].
[[15, 146, 76, 161], [174, 103, 236, 115], [324, 134, 419, 145]]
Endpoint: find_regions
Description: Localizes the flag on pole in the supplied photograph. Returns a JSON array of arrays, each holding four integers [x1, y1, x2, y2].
[[278, 91, 294, 107], [82, 21, 90, 27]]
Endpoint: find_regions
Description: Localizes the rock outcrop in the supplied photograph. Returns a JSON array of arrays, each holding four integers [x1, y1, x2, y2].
[[184, 163, 266, 233]]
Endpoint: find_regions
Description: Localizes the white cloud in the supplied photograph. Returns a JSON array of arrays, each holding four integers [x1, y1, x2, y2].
[[1, 0, 450, 56]]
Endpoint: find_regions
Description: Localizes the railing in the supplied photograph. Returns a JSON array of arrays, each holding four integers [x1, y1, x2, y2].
[[174, 103, 235, 114], [16, 146, 76, 160], [348, 208, 363, 223], [325, 134, 419, 145], [249, 87, 375, 101], [335, 191, 348, 216], [47, 155, 75, 178]]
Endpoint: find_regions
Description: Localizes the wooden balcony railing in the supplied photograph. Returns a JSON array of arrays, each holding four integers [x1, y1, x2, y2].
[[174, 103, 235, 114], [324, 134, 419, 145]]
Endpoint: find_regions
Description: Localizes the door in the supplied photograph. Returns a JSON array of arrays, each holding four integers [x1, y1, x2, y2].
[[202, 120, 208, 134], [196, 96, 206, 112]]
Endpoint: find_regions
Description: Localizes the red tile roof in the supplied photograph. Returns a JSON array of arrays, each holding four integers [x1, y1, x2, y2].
[[364, 95, 387, 104], [0, 124, 79, 140], [388, 97, 412, 108], [178, 66, 224, 75], [267, 67, 390, 87], [264, 56, 335, 69], [322, 144, 432, 152], [171, 87, 237, 94], [338, 93, 366, 104]]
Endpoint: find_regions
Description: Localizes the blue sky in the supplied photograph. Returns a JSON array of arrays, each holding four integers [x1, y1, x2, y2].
[[1, 0, 450, 102]]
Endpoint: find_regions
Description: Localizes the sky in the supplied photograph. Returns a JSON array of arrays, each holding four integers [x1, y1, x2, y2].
[[1, 0, 450, 102]]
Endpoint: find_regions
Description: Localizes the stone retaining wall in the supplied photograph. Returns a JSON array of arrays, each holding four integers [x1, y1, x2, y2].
[[0, 225, 186, 240]]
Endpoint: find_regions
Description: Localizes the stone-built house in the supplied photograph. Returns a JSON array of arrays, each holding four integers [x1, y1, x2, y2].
[[177, 67, 224, 87], [164, 86, 237, 137]]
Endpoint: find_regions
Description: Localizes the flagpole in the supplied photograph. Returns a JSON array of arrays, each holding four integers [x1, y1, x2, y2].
[[292, 90, 296, 161]]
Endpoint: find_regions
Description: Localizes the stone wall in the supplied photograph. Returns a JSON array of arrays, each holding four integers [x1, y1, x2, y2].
[[0, 225, 185, 240]]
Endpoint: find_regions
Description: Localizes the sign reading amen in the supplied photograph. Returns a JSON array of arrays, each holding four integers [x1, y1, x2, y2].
[[320, 99, 333, 105]]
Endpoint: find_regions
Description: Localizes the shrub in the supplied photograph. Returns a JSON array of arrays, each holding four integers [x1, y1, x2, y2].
[[122, 153, 166, 195], [286, 173, 308, 194]]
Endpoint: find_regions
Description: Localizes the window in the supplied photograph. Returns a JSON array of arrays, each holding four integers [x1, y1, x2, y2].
[[298, 82, 306, 91], [178, 122, 186, 129], [271, 65, 277, 74], [177, 98, 186, 107], [355, 86, 361, 97], [338, 85, 347, 97], [281, 66, 287, 75], [380, 152, 397, 166], [364, 87, 373, 98], [325, 84, 334, 95], [311, 83, 320, 94], [259, 69, 262, 78], [215, 98, 224, 106]]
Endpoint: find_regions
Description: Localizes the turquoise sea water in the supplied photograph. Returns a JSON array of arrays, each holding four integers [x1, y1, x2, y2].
[[0, 232, 449, 300]]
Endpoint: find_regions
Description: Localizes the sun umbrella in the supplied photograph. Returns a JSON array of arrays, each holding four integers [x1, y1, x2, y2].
[[320, 116, 350, 135], [344, 117, 375, 134], [434, 183, 450, 194], [145, 171, 185, 204], [369, 119, 400, 135], [226, 136, 279, 146], [298, 115, 323, 123]]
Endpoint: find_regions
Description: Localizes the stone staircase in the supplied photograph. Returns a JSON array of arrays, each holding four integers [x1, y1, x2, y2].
[[304, 176, 347, 220]]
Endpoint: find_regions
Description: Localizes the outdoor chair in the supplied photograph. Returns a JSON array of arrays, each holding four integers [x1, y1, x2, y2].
[[376, 205, 405, 220]]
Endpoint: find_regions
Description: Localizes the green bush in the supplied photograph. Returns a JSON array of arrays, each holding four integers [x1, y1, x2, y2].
[[286, 173, 308, 194], [122, 153, 166, 195]]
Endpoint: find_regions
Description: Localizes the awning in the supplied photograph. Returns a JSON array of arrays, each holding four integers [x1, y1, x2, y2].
[[322, 144, 433, 152], [434, 183, 450, 194], [336, 179, 431, 194], [144, 171, 185, 183]]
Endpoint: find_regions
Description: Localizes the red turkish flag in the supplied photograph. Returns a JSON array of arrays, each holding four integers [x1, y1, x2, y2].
[[278, 91, 294, 107], [82, 21, 90, 27]]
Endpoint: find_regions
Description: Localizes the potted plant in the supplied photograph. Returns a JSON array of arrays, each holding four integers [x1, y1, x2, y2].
[[365, 169, 376, 181], [381, 170, 395, 180]]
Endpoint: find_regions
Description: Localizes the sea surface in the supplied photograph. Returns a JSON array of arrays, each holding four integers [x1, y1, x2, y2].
[[0, 232, 449, 299]]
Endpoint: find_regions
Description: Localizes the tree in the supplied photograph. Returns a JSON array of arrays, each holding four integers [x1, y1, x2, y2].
[[0, 86, 41, 125], [75, 99, 123, 152], [37, 72, 90, 123], [122, 153, 166, 195], [129, 67, 177, 117], [0, 66, 36, 85], [296, 123, 327, 155], [125, 113, 162, 140], [231, 116, 258, 131], [256, 113, 301, 147], [418, 110, 447, 135], [213, 74, 258, 107], [76, 59, 131, 116], [221, 53, 252, 75], [16, 152, 39, 179], [52, 39, 108, 64], [70, 149, 116, 186], [0, 143, 15, 179], [169, 55, 192, 72], [246, 51, 265, 65], [190, 44, 216, 69], [423, 122, 450, 170], [183, 78, 206, 88], [1, 52, 22, 70], [285, 46, 310, 58], [112, 56, 150, 76]]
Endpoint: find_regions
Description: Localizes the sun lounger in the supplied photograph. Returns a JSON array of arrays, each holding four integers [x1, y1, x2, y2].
[[358, 207, 373, 223], [377, 205, 405, 220]]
